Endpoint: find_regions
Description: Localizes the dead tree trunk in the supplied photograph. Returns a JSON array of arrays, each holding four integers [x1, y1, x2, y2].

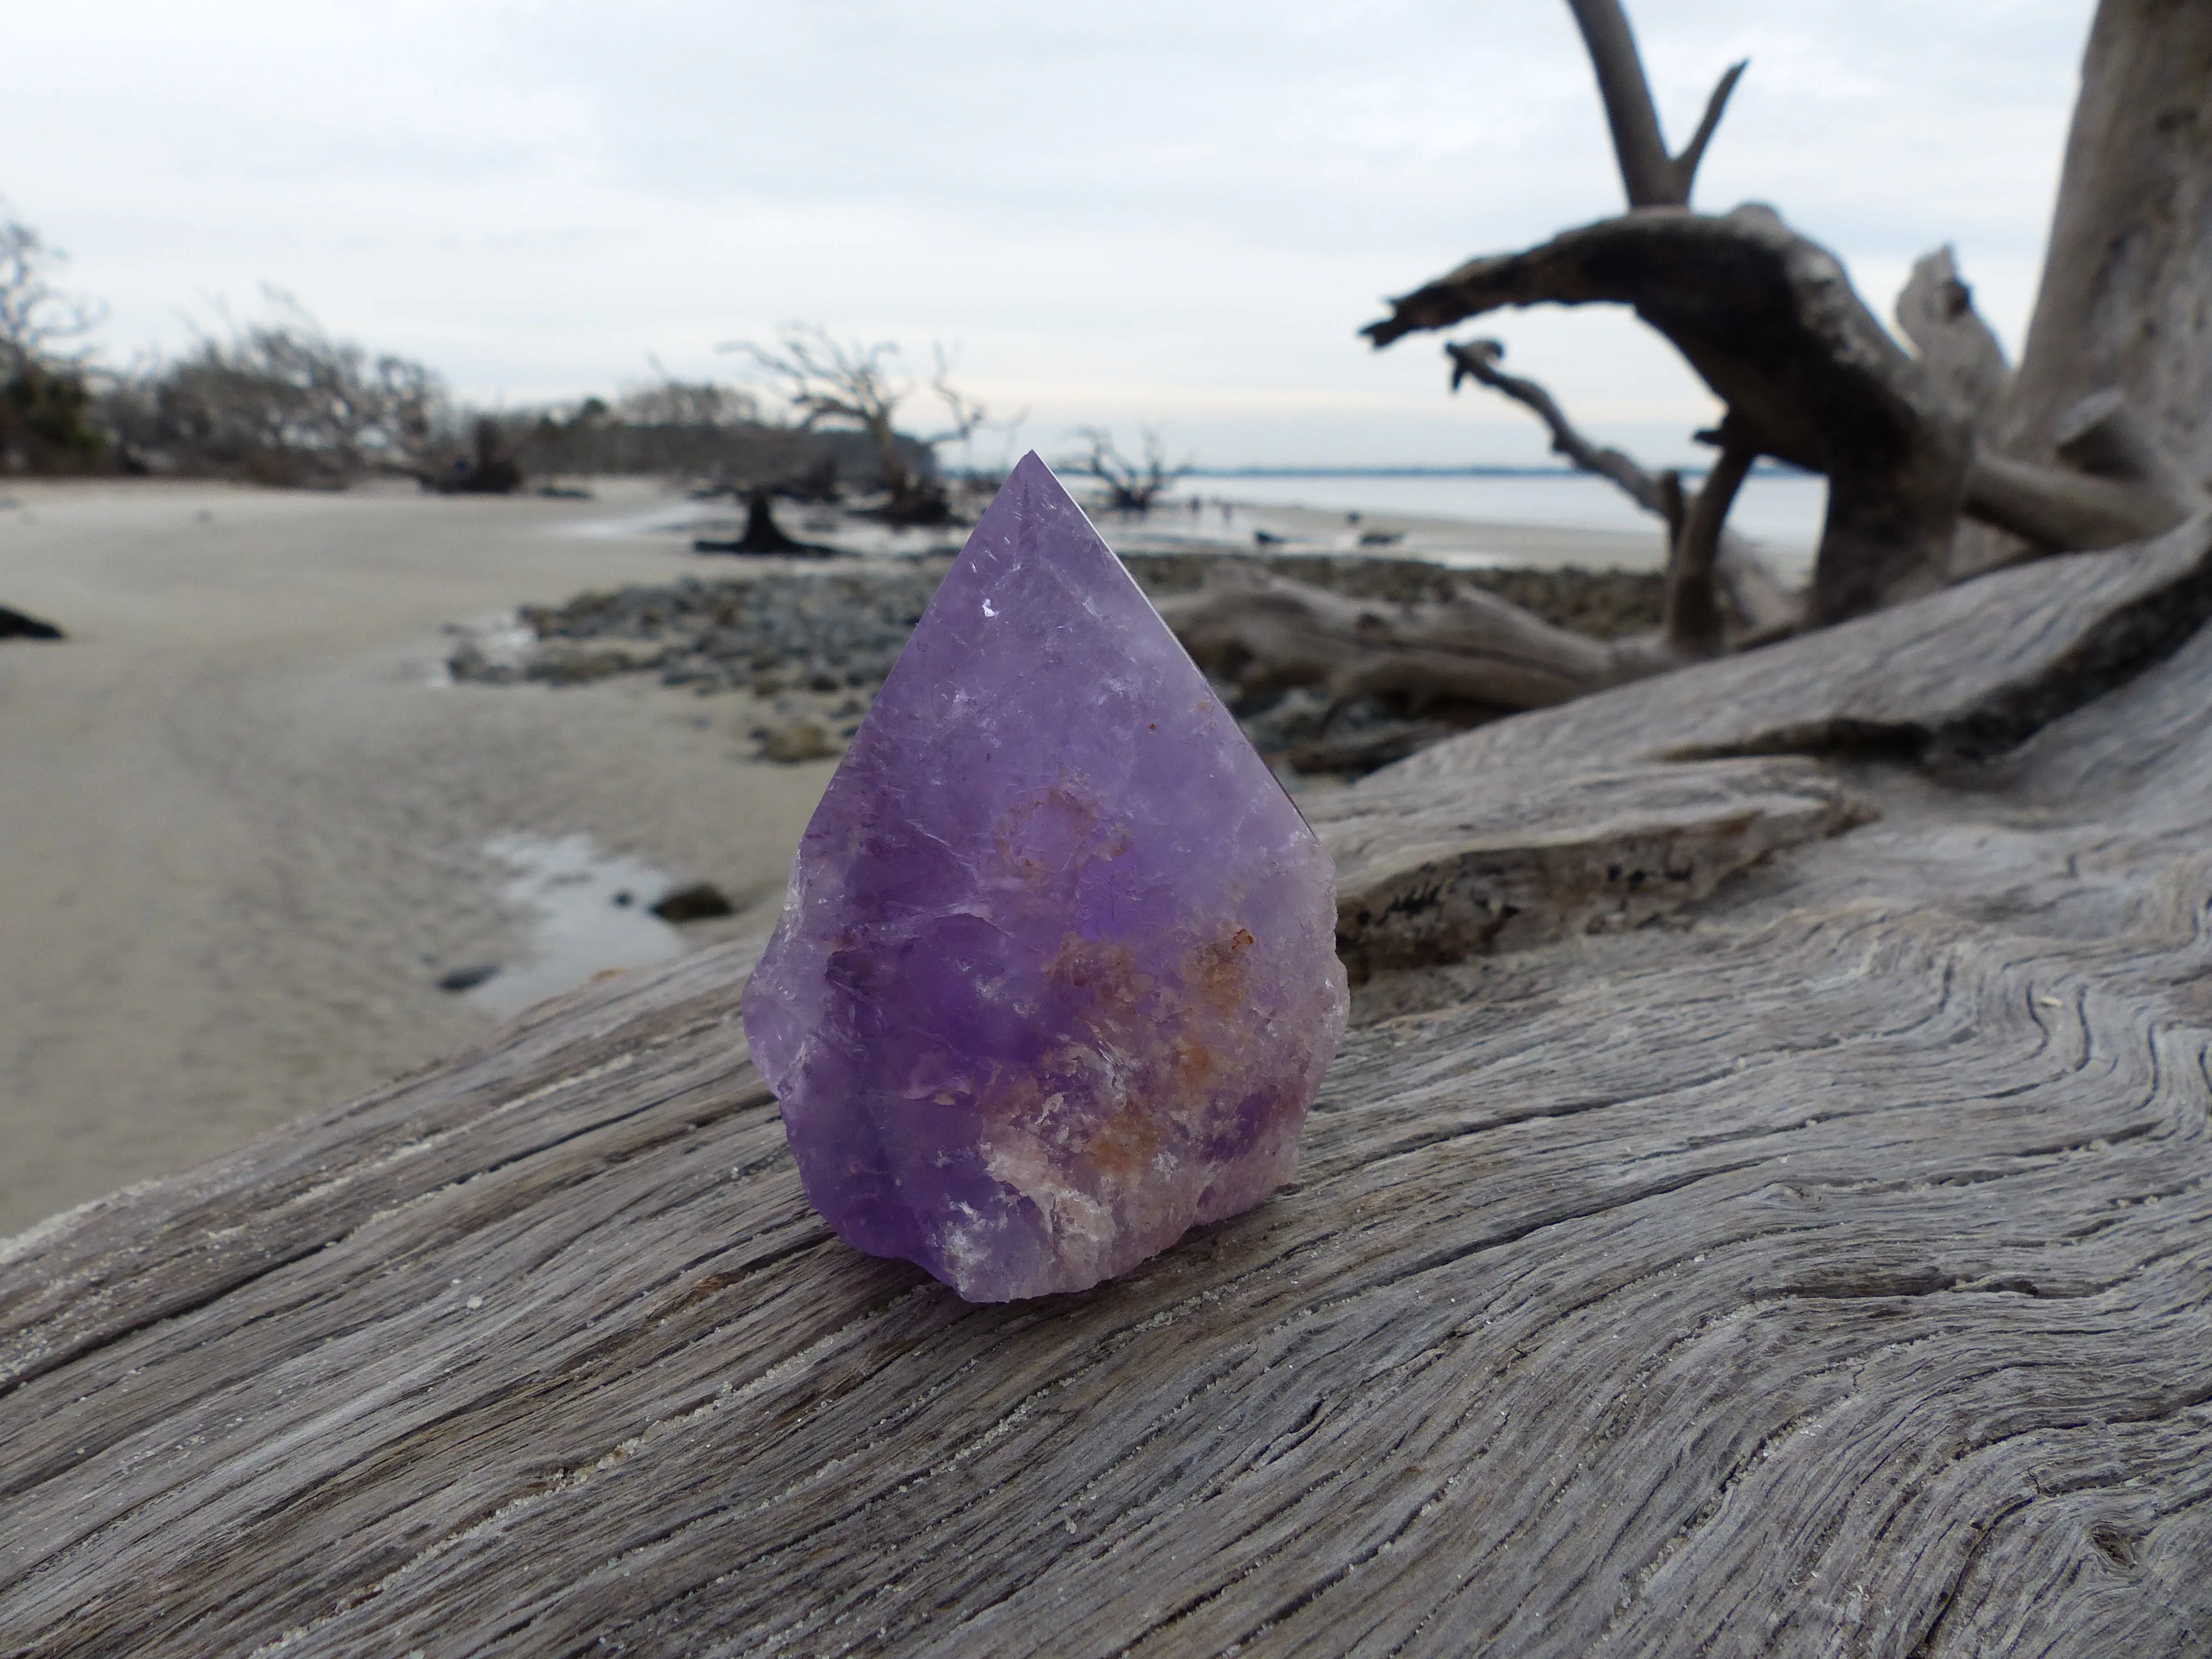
[[692, 488, 833, 556], [1995, 0, 2212, 483]]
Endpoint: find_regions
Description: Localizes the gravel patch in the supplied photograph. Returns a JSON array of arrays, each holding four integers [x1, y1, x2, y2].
[[447, 554, 1665, 776]]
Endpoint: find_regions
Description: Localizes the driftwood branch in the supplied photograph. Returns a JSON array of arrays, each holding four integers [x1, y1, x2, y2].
[[1672, 59, 1747, 197], [1564, 0, 1746, 207], [1166, 340, 1791, 753], [1895, 247, 2027, 580], [1966, 447, 2196, 551], [1447, 336, 1656, 510], [1369, 206, 2212, 626], [1368, 206, 1973, 624], [2054, 387, 2210, 512], [1154, 474, 1750, 745], [1157, 565, 1615, 716], [1660, 437, 1752, 656], [1955, 391, 2205, 582]]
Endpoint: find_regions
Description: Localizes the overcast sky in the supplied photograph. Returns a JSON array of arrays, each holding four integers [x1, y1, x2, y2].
[[4, 0, 2093, 467]]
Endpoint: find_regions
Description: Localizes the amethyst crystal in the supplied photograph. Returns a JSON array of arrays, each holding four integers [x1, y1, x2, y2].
[[743, 453, 1347, 1301]]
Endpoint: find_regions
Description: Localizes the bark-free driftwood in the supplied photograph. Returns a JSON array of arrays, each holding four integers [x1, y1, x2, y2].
[[6, 523, 2212, 1656], [1317, 511, 2212, 978], [1365, 207, 2211, 624], [1159, 562, 1619, 716], [1992, 0, 2212, 488], [1893, 246, 2011, 422], [1366, 204, 1973, 627]]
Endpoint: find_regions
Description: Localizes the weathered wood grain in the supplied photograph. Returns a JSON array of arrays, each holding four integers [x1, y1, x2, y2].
[[1377, 509, 2212, 781], [1316, 513, 2212, 977], [1323, 756, 1867, 978], [6, 550, 2212, 1655]]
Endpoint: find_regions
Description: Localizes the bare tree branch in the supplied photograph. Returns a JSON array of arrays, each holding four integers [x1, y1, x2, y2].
[[2054, 388, 2208, 507], [1672, 60, 1748, 197], [721, 325, 993, 523], [1961, 389, 2208, 567], [1964, 450, 2195, 551], [1447, 338, 1657, 510], [1563, 0, 1746, 207], [1443, 337, 1796, 642], [917, 345, 992, 451]]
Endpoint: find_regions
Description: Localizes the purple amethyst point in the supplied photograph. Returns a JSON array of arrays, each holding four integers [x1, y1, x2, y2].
[[743, 453, 1347, 1301]]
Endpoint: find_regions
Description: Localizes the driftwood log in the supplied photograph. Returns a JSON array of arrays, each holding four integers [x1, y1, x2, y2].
[[6, 513, 2212, 1655], [1990, 0, 2212, 491]]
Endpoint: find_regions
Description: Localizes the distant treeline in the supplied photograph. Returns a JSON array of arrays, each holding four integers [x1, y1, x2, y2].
[[0, 211, 931, 496]]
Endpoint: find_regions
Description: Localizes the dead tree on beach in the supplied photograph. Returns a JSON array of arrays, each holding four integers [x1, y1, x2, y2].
[[1067, 425, 1187, 513], [6, 6, 2212, 1652], [724, 325, 989, 525], [0, 210, 107, 474], [0, 212, 103, 374]]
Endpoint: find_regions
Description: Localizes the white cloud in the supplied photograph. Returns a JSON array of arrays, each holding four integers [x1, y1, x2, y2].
[[3, 0, 2090, 465]]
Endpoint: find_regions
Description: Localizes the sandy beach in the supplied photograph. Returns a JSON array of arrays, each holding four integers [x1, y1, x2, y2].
[[0, 477, 1655, 1238], [0, 478, 842, 1235]]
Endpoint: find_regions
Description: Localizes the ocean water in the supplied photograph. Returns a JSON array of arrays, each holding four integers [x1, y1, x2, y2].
[[1186, 470, 1827, 562]]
